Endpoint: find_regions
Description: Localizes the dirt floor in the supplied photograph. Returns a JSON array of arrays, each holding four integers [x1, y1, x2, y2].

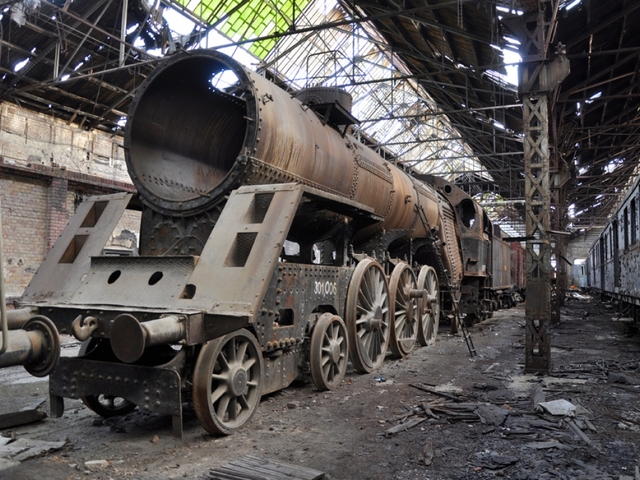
[[1, 296, 640, 480]]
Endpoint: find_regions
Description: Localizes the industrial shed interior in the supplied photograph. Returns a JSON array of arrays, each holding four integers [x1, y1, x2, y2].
[[0, 1, 640, 479]]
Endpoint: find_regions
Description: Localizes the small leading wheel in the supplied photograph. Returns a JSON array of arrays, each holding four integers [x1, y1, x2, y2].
[[417, 266, 440, 346], [345, 258, 391, 373], [310, 313, 349, 391], [193, 329, 263, 435], [78, 339, 137, 418], [388, 263, 418, 358]]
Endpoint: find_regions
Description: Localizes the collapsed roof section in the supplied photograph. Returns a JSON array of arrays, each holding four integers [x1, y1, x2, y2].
[[3, 0, 639, 232]]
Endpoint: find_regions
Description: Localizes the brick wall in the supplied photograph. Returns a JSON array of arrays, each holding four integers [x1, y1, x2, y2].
[[0, 174, 48, 297], [0, 102, 130, 184], [1, 102, 139, 300]]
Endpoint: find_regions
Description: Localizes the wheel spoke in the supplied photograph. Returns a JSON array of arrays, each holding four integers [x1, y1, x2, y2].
[[218, 350, 230, 371], [211, 384, 227, 404], [228, 397, 238, 421], [227, 338, 237, 364], [236, 340, 248, 364], [238, 394, 249, 410], [242, 356, 256, 370], [216, 394, 231, 420]]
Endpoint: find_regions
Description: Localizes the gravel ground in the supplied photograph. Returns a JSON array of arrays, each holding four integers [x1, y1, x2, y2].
[[1, 296, 639, 480]]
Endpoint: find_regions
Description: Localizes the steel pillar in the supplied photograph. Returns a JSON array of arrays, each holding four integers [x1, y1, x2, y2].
[[523, 94, 552, 372], [505, 0, 568, 373]]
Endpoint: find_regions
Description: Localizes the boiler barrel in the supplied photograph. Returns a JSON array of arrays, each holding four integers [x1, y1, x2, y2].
[[124, 50, 439, 234]]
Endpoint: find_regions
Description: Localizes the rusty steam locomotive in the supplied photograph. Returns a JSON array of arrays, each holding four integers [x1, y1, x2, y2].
[[0, 49, 518, 437]]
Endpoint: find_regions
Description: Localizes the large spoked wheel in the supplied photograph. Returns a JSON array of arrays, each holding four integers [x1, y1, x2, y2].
[[78, 339, 137, 418], [310, 313, 349, 391], [389, 263, 418, 358], [193, 329, 263, 435], [345, 258, 391, 373], [417, 266, 440, 346]]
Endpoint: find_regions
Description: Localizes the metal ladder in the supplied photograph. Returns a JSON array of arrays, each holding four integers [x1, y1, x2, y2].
[[451, 298, 477, 357], [416, 205, 476, 357]]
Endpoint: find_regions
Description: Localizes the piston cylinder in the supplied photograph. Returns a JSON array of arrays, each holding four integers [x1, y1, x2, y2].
[[110, 314, 186, 363]]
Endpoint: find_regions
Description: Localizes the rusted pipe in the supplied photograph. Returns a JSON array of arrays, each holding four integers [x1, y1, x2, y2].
[[110, 314, 186, 364], [6, 307, 39, 330], [0, 330, 46, 367], [0, 316, 60, 377]]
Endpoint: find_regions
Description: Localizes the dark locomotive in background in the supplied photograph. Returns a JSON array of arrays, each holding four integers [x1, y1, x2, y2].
[[0, 50, 524, 437]]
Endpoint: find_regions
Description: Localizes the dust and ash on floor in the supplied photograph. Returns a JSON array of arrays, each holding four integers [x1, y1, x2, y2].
[[0, 296, 639, 480]]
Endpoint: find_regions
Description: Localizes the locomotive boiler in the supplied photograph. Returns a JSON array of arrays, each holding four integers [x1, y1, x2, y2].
[[0, 49, 503, 437]]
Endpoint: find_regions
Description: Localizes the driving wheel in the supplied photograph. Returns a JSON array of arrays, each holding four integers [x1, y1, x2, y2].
[[417, 266, 440, 346], [310, 313, 349, 391], [389, 263, 418, 358], [345, 258, 390, 373], [193, 329, 263, 435]]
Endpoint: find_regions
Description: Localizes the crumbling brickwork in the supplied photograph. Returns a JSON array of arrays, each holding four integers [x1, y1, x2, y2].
[[0, 102, 138, 300]]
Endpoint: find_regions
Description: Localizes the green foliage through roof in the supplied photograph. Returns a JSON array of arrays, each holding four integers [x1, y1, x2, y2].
[[175, 0, 313, 59]]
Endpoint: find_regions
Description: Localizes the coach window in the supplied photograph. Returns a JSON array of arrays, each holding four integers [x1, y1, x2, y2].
[[624, 207, 629, 249], [632, 199, 637, 245], [610, 228, 614, 256]]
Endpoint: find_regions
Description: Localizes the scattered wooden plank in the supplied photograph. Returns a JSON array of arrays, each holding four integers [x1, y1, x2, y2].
[[0, 399, 47, 430], [421, 402, 438, 419], [385, 417, 427, 435], [206, 455, 325, 480], [409, 384, 464, 402], [0, 410, 46, 430], [566, 419, 596, 447]]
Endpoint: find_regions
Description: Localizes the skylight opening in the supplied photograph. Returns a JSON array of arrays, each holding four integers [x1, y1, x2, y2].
[[565, 0, 582, 11], [604, 158, 623, 174], [585, 91, 602, 104], [14, 58, 29, 72], [496, 6, 523, 15], [210, 69, 240, 90], [164, 7, 195, 34]]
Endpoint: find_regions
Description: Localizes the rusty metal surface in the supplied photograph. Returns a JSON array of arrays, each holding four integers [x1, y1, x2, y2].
[[511, 243, 526, 291], [176, 184, 303, 319], [437, 196, 464, 286], [124, 50, 439, 241], [20, 193, 134, 304], [50, 356, 182, 416], [492, 236, 512, 290], [70, 256, 197, 309]]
